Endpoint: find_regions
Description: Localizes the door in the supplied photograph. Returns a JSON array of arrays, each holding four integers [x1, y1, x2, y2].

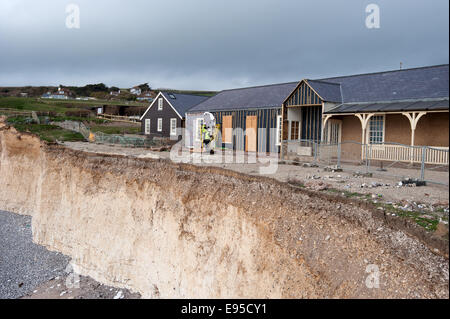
[[325, 119, 342, 144], [245, 115, 257, 152], [222, 115, 233, 145]]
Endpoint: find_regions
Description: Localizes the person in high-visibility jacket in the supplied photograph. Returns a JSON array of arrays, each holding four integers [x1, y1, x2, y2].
[[202, 124, 215, 154]]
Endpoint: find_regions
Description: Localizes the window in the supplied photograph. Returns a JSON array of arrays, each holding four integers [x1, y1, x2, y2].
[[290, 121, 299, 140], [145, 119, 151, 135], [368, 115, 384, 144], [158, 98, 163, 110], [276, 115, 282, 146], [170, 118, 177, 136], [195, 118, 204, 142], [157, 118, 163, 132], [168, 93, 176, 99]]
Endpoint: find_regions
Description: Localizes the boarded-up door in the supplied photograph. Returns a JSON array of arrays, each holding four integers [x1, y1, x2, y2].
[[222, 115, 233, 144], [245, 115, 257, 152]]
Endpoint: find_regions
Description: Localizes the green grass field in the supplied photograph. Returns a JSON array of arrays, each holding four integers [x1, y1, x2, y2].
[[0, 97, 149, 114], [10, 123, 85, 143], [0, 97, 79, 113], [45, 98, 149, 107]]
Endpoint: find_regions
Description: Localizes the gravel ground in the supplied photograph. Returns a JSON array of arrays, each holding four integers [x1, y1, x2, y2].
[[0, 210, 141, 299], [0, 210, 69, 299], [62, 142, 448, 207], [22, 274, 141, 299]]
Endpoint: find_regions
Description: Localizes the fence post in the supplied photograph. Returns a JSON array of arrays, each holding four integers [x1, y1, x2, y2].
[[314, 142, 318, 165], [365, 143, 369, 173], [337, 142, 341, 169], [420, 146, 426, 181]]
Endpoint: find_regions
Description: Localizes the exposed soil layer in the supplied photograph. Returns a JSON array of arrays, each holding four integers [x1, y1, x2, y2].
[[0, 124, 448, 298]]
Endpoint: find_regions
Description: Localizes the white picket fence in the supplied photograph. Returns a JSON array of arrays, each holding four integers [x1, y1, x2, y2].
[[367, 144, 449, 165]]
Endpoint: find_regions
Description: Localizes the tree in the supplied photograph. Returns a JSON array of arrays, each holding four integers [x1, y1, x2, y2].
[[137, 83, 151, 92]]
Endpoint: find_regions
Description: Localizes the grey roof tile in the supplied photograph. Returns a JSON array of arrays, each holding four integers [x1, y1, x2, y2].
[[161, 92, 210, 117], [187, 82, 298, 113], [325, 98, 449, 114], [306, 79, 342, 102], [318, 64, 449, 103], [188, 64, 449, 114]]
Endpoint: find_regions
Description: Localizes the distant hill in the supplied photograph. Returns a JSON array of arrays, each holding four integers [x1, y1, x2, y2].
[[0, 86, 57, 98], [0, 85, 218, 98]]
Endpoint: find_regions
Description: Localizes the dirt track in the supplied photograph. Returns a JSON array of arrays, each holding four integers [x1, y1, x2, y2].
[[63, 141, 449, 207]]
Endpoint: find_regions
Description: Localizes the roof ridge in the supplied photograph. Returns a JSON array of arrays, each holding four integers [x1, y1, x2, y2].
[[317, 64, 449, 82], [219, 81, 299, 93], [161, 91, 209, 98], [307, 79, 341, 86]]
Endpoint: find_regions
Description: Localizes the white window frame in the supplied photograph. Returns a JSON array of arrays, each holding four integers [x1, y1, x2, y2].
[[275, 115, 282, 146], [158, 98, 163, 110], [170, 118, 177, 136], [367, 115, 385, 144], [157, 118, 163, 132], [145, 119, 151, 135], [195, 118, 204, 142]]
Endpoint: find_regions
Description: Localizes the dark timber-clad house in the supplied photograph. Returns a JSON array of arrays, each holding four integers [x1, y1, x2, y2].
[[140, 91, 209, 140], [281, 64, 449, 164], [185, 82, 298, 153]]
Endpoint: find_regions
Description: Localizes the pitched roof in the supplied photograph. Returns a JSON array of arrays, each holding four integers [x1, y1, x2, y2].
[[161, 92, 210, 117], [187, 82, 298, 112], [188, 64, 449, 114], [306, 79, 342, 102], [325, 98, 449, 114], [315, 64, 449, 103]]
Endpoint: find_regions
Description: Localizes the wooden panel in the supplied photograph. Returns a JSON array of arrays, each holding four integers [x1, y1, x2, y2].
[[286, 81, 322, 107], [140, 96, 181, 139], [245, 115, 257, 152], [291, 121, 299, 140], [222, 115, 233, 144]]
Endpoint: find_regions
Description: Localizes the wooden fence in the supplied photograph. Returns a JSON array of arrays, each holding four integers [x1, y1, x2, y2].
[[368, 144, 449, 165], [97, 114, 140, 123]]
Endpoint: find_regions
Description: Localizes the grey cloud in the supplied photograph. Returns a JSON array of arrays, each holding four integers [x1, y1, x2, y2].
[[0, 0, 448, 90]]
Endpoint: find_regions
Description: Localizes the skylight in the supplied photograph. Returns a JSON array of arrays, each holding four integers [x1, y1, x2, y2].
[[168, 93, 176, 99]]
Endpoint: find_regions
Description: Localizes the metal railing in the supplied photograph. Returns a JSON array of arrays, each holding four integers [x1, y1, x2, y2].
[[54, 120, 162, 148], [283, 139, 449, 186]]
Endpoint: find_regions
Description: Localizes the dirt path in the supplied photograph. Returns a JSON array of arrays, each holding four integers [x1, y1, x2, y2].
[[62, 141, 449, 207]]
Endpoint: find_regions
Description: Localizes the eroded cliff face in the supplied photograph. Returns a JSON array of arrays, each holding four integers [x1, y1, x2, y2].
[[0, 124, 448, 298]]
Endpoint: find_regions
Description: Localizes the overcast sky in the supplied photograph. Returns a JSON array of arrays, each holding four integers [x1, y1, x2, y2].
[[0, 0, 448, 90]]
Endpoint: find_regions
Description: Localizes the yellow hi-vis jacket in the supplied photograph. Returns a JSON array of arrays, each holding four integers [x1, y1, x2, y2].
[[202, 126, 210, 140]]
